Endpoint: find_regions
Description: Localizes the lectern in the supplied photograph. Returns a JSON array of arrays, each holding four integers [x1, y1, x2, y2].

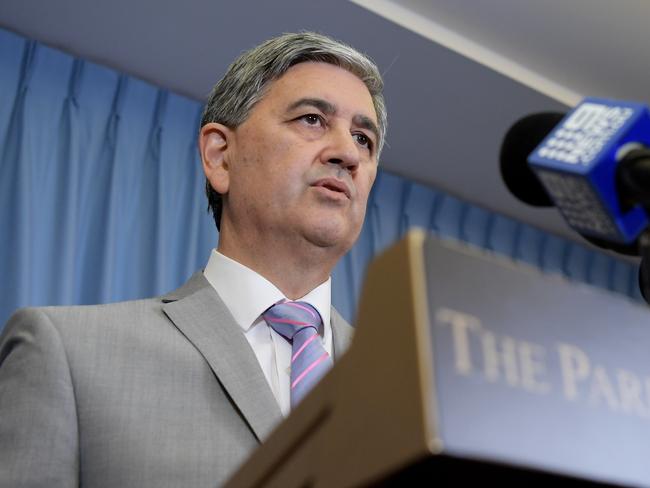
[[226, 230, 650, 487]]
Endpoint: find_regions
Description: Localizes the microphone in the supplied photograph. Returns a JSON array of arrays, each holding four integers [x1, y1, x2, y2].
[[501, 98, 650, 253], [499, 112, 564, 207], [528, 98, 650, 246]]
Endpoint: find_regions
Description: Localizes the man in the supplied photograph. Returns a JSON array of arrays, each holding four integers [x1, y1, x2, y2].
[[0, 32, 386, 487]]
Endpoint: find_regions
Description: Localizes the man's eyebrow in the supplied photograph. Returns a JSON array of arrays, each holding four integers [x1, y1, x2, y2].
[[287, 97, 380, 144], [286, 98, 336, 115]]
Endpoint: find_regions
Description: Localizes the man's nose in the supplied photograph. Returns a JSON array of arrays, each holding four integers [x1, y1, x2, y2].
[[322, 128, 360, 172]]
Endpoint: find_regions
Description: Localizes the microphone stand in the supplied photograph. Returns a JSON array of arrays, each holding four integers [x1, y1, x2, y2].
[[620, 148, 650, 305], [639, 230, 650, 305]]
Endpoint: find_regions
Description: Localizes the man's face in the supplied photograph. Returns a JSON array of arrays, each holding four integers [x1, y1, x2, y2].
[[219, 62, 379, 256]]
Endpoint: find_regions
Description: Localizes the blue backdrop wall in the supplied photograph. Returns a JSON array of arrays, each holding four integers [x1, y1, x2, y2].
[[0, 28, 642, 330]]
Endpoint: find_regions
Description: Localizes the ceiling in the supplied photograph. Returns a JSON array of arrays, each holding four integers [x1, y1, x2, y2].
[[1, 0, 648, 244]]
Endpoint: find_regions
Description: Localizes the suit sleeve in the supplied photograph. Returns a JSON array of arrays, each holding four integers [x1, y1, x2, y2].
[[0, 308, 79, 487]]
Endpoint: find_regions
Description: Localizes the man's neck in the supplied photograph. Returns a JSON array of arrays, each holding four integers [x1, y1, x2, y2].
[[217, 234, 336, 300]]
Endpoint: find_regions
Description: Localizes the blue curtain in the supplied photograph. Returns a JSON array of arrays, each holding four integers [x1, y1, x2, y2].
[[0, 28, 642, 330], [0, 29, 214, 328]]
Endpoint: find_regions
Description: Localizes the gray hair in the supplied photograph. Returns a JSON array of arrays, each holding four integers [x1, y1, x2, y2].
[[201, 31, 387, 230]]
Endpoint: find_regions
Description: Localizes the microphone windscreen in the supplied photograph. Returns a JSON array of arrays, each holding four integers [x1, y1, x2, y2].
[[499, 112, 565, 207]]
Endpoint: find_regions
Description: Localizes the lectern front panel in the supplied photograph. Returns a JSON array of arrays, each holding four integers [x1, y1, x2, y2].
[[424, 237, 650, 487]]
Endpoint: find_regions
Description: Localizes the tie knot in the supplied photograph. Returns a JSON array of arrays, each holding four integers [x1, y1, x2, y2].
[[262, 301, 322, 341]]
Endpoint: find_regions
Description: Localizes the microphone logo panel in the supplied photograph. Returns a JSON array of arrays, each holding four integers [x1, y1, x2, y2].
[[536, 103, 634, 167]]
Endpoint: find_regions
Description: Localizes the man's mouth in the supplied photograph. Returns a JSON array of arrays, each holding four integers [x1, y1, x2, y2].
[[312, 178, 351, 199]]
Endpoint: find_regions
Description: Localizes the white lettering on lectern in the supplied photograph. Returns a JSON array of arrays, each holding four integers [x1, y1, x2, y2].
[[437, 308, 650, 419], [618, 370, 649, 417], [518, 341, 551, 395], [436, 308, 550, 395], [435, 307, 480, 375], [557, 342, 650, 417], [557, 343, 590, 400], [481, 331, 519, 387]]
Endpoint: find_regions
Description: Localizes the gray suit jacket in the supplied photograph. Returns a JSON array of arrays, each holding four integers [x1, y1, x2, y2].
[[0, 273, 354, 488]]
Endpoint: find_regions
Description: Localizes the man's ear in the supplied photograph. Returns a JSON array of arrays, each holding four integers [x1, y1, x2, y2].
[[199, 122, 232, 195]]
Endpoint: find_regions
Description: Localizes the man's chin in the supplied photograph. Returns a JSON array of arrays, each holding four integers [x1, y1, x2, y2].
[[303, 222, 356, 251]]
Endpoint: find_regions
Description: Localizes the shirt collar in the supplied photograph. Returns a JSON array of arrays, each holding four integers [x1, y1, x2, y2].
[[203, 249, 331, 332]]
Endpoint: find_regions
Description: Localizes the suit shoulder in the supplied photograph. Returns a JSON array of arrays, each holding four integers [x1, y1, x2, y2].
[[3, 296, 167, 341]]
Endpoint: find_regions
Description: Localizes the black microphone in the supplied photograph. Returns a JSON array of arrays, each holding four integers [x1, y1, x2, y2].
[[500, 99, 650, 304], [500, 99, 650, 256], [499, 111, 639, 255], [499, 112, 564, 207]]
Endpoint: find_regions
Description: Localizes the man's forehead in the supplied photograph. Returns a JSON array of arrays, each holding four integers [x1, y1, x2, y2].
[[267, 62, 377, 120]]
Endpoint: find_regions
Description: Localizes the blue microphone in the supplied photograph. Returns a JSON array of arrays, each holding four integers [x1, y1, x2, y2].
[[527, 97, 650, 245]]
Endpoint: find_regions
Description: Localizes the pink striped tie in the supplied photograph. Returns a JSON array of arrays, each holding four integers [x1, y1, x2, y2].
[[263, 301, 333, 407]]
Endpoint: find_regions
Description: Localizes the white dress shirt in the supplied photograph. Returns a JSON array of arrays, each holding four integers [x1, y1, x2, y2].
[[203, 249, 332, 417]]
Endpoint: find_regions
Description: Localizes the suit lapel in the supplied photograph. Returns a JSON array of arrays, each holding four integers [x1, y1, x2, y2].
[[162, 274, 282, 442], [330, 307, 355, 360]]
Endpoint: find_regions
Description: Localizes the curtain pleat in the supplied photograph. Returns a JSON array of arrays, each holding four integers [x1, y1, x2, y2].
[[0, 28, 642, 330], [46, 58, 82, 305], [0, 38, 36, 315]]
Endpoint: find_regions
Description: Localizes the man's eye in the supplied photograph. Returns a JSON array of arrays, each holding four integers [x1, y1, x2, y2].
[[299, 114, 323, 126], [354, 133, 372, 150]]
